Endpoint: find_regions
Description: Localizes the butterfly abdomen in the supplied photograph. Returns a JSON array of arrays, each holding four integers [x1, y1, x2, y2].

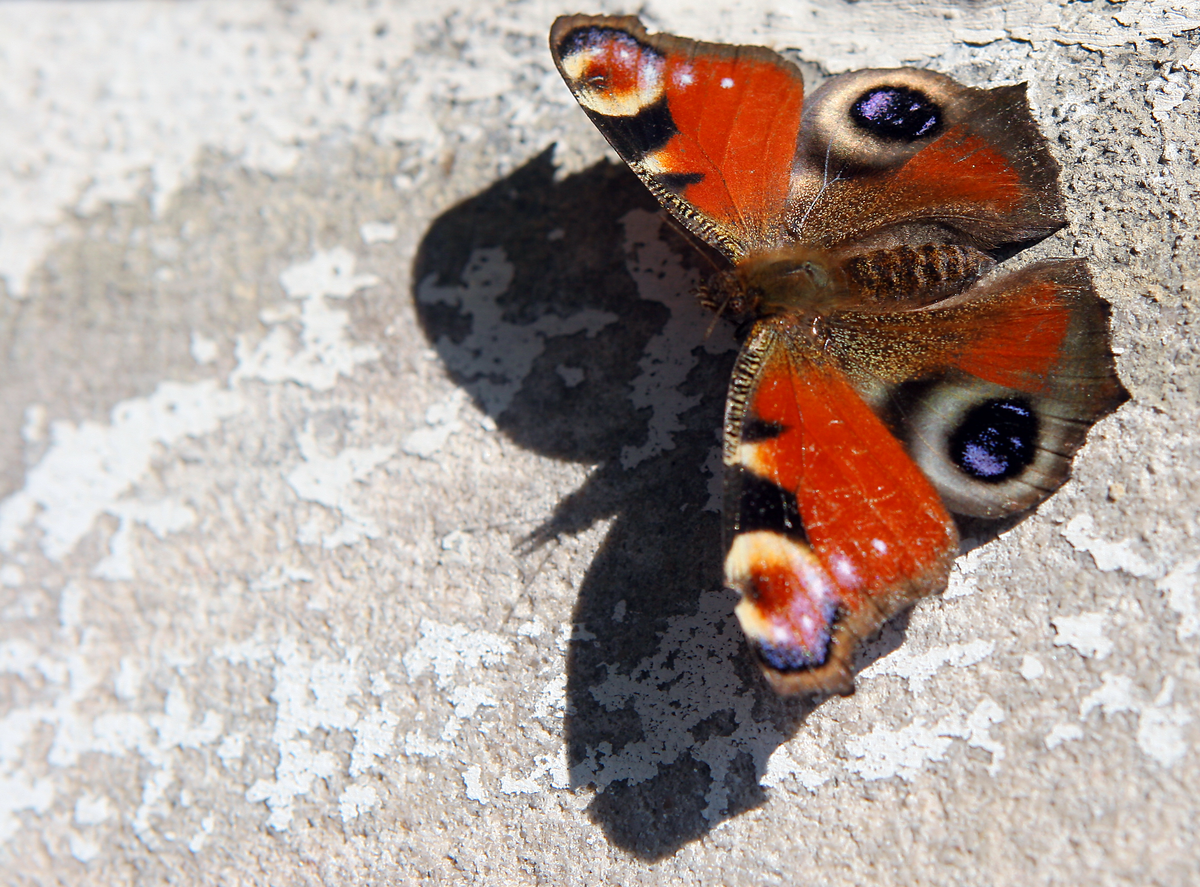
[[843, 243, 994, 307]]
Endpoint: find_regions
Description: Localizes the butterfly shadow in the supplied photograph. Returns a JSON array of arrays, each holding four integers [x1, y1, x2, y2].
[[410, 148, 1015, 860]]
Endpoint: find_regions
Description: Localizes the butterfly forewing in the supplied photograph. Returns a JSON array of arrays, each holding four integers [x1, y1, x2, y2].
[[551, 15, 804, 258]]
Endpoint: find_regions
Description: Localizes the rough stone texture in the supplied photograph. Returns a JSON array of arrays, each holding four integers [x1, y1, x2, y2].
[[1, 1, 1198, 884]]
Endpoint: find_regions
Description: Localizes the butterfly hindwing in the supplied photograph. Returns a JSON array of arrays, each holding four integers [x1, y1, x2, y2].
[[550, 15, 805, 258], [826, 259, 1128, 518], [723, 321, 959, 694]]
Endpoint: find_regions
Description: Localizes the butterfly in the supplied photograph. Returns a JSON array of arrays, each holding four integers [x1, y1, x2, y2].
[[549, 15, 1127, 695]]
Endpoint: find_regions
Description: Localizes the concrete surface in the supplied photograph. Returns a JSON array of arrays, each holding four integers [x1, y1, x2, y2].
[[1, 1, 1198, 884]]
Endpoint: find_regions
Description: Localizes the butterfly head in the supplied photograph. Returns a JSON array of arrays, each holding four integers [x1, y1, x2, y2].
[[700, 247, 854, 322]]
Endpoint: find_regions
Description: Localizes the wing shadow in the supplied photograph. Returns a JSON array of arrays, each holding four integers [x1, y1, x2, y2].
[[410, 148, 1018, 859]]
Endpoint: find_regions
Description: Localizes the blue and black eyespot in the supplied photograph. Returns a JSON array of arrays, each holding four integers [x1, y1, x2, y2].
[[850, 86, 942, 141], [949, 398, 1039, 483]]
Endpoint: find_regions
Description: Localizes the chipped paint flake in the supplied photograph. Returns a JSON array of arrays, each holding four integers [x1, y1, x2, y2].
[[349, 708, 398, 778], [462, 765, 488, 803], [234, 248, 380, 391], [1045, 724, 1084, 750], [499, 774, 542, 795], [338, 784, 379, 822], [1052, 612, 1113, 659], [401, 390, 467, 459], [402, 618, 513, 690], [582, 591, 789, 822], [1156, 559, 1200, 640], [1061, 514, 1159, 578], [860, 640, 994, 694], [94, 498, 197, 581], [359, 221, 398, 244], [0, 381, 243, 559], [844, 700, 1006, 781], [1080, 674, 1192, 767], [0, 774, 55, 842], [1019, 655, 1045, 681], [286, 427, 395, 548], [762, 740, 833, 793], [245, 638, 361, 831]]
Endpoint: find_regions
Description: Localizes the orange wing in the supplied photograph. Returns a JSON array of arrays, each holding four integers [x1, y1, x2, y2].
[[827, 260, 1128, 518], [723, 320, 959, 695], [789, 69, 1067, 251], [550, 15, 805, 258]]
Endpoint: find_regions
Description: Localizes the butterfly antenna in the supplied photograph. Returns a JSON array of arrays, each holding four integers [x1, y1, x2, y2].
[[705, 295, 734, 338]]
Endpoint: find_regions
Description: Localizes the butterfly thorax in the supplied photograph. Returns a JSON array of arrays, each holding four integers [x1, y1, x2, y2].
[[698, 242, 995, 322]]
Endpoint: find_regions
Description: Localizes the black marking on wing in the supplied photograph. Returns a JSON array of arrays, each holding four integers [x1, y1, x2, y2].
[[655, 171, 706, 191], [741, 416, 786, 444], [586, 97, 676, 160], [730, 468, 806, 541]]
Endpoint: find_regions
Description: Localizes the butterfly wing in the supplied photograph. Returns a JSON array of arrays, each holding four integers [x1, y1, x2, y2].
[[723, 320, 959, 695], [725, 261, 1126, 694], [550, 15, 805, 259], [788, 68, 1067, 252], [826, 259, 1128, 518]]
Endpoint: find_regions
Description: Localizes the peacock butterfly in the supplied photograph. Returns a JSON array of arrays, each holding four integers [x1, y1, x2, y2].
[[549, 15, 1127, 695]]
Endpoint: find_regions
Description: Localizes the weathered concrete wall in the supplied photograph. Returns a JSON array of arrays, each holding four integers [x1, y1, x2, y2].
[[1, 1, 1198, 884]]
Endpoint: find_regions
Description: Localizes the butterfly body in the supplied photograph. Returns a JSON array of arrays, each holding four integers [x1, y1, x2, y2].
[[550, 15, 1127, 695]]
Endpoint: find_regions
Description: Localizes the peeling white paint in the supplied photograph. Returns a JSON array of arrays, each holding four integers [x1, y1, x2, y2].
[[0, 774, 55, 842], [349, 708, 398, 778], [234, 248, 381, 391], [1052, 612, 1113, 660], [216, 733, 245, 767], [414, 247, 618, 415], [402, 618, 513, 690], [190, 332, 219, 365], [69, 832, 101, 864], [1156, 559, 1200, 640], [0, 4, 433, 297], [0, 1, 1195, 877], [1080, 674, 1192, 768], [94, 498, 197, 581], [1019, 655, 1045, 681], [844, 700, 1006, 781], [1045, 724, 1084, 750], [151, 687, 223, 751], [245, 638, 361, 831], [943, 545, 992, 599], [499, 774, 542, 795], [440, 685, 498, 742], [584, 591, 781, 822], [186, 814, 215, 854], [0, 381, 243, 560], [462, 765, 488, 803], [359, 221, 398, 244], [1061, 514, 1159, 578], [287, 426, 395, 548], [401, 390, 467, 459], [338, 783, 379, 822], [762, 740, 832, 793], [860, 640, 994, 694]]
